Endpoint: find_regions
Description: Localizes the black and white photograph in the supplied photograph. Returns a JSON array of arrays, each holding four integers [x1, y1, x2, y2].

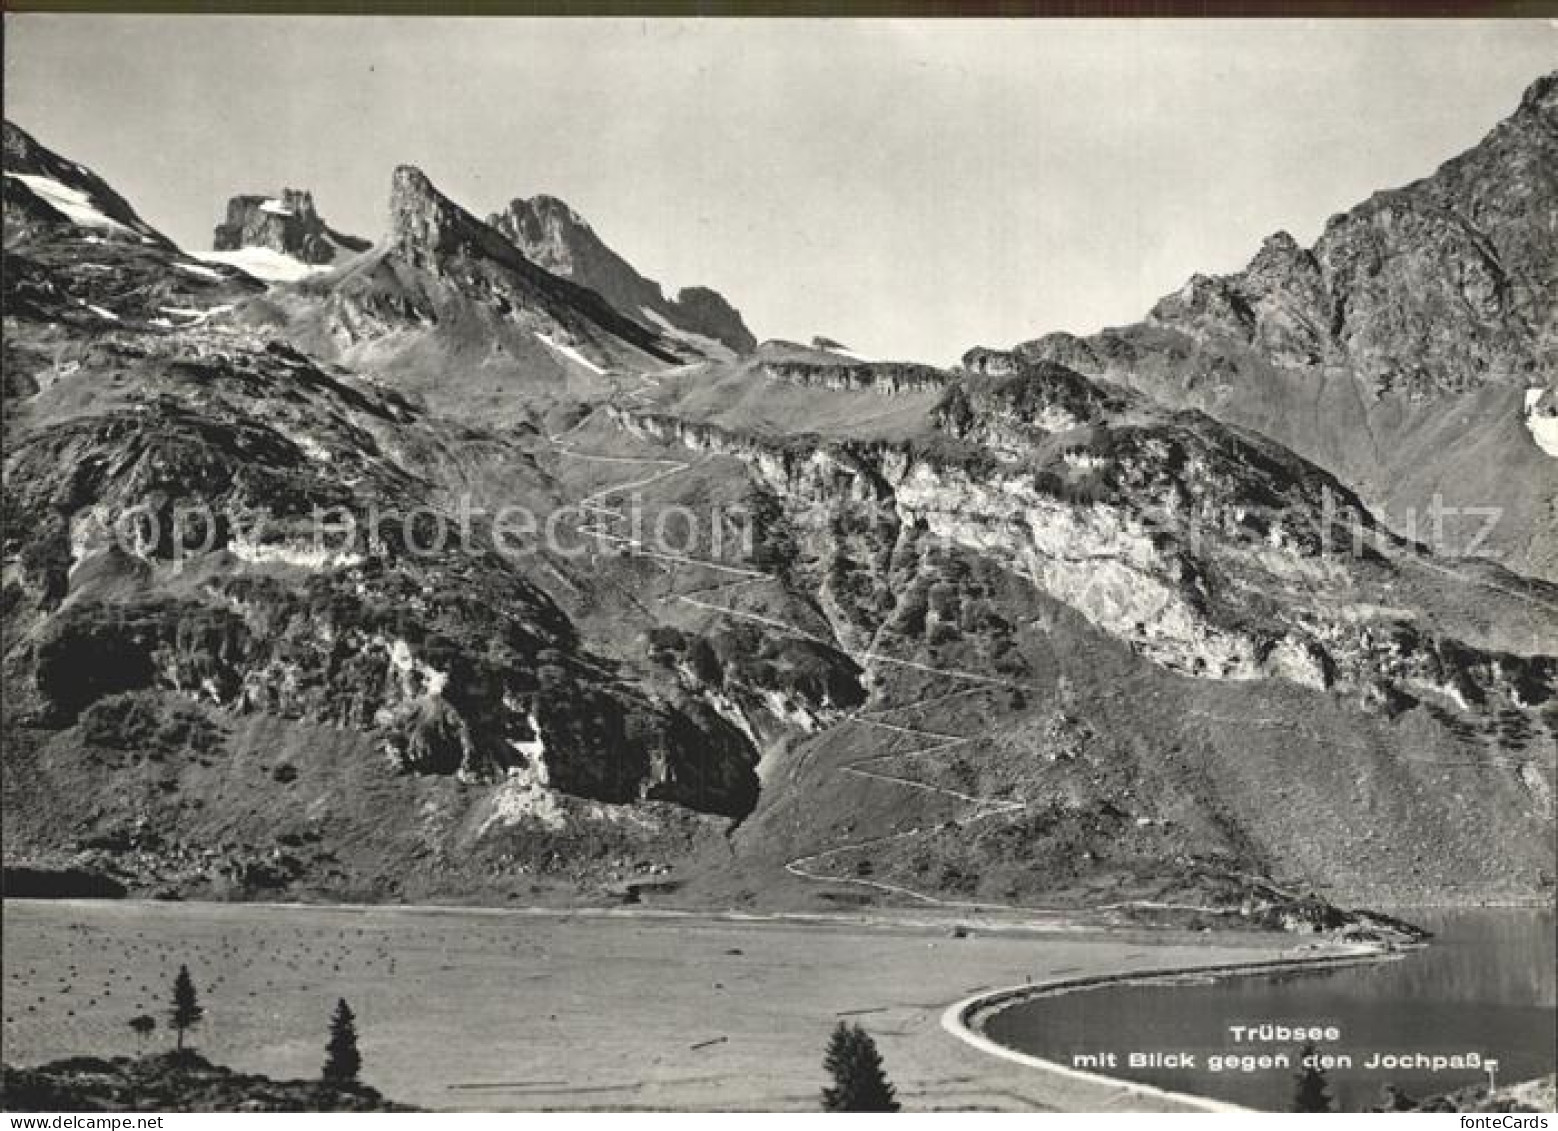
[[1, 8, 1555, 1118]]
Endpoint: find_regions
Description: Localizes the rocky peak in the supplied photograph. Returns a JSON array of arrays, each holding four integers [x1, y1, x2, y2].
[[673, 287, 757, 354], [1140, 71, 1558, 386], [3, 120, 45, 168], [1517, 70, 1558, 118], [1013, 69, 1558, 580], [490, 192, 757, 356], [1146, 272, 1255, 339], [388, 165, 466, 260], [3, 119, 170, 246], [212, 187, 366, 265], [251, 163, 684, 387], [1243, 231, 1318, 290], [1302, 67, 1558, 393], [490, 194, 601, 278], [385, 165, 544, 276], [382, 168, 594, 292]]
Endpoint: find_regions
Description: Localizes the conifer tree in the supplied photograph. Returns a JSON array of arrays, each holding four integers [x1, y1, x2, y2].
[[169, 966, 203, 1052], [323, 998, 362, 1085], [821, 1022, 899, 1112]]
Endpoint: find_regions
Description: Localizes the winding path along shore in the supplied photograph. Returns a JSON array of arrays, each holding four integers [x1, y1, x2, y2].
[[2, 898, 1393, 1111]]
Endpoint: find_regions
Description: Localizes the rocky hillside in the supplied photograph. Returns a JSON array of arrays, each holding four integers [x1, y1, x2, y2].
[[205, 189, 369, 283], [3, 126, 773, 903], [2, 104, 1553, 925], [1018, 70, 1558, 581], [604, 349, 1555, 909], [616, 352, 1555, 718], [490, 194, 756, 357], [2, 1052, 414, 1112]]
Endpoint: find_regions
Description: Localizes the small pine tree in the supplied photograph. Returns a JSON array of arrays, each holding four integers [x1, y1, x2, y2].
[[1292, 1042, 1333, 1113], [169, 965, 204, 1052], [322, 998, 362, 1085], [128, 1013, 156, 1049], [821, 1022, 900, 1112]]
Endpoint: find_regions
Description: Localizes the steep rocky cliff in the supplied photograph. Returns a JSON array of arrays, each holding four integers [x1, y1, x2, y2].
[[1018, 70, 1558, 581], [490, 194, 757, 357], [602, 353, 1556, 909], [610, 358, 1555, 711], [204, 189, 369, 282], [240, 167, 687, 423]]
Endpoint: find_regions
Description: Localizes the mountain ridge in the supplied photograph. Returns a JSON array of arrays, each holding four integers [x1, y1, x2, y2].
[[231, 164, 687, 423], [3, 120, 173, 249], [490, 193, 757, 357], [2, 93, 1553, 925], [1015, 69, 1558, 581]]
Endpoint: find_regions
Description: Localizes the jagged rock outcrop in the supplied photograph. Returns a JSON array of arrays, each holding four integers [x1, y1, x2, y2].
[[1145, 231, 1334, 369], [376, 166, 687, 362], [212, 188, 367, 265], [1135, 72, 1556, 395], [1018, 70, 1558, 581], [756, 358, 949, 396], [387, 164, 513, 267], [490, 193, 757, 356], [234, 167, 685, 420], [673, 287, 757, 354], [942, 354, 1134, 455]]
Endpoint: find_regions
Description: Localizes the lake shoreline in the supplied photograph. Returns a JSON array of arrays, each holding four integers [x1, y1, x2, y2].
[[0, 892, 1352, 942], [945, 945, 1398, 1113], [12, 899, 1547, 1112], [956, 907, 1557, 1113], [3, 897, 1330, 1111]]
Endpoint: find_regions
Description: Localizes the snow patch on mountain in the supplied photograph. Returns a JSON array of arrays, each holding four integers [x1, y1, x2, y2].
[[535, 331, 605, 374], [195, 246, 330, 283], [158, 303, 236, 326], [173, 261, 227, 280], [8, 172, 133, 235], [1525, 387, 1558, 459]]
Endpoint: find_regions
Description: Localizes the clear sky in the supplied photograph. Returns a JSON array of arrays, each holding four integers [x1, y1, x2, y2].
[[5, 17, 1555, 364]]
